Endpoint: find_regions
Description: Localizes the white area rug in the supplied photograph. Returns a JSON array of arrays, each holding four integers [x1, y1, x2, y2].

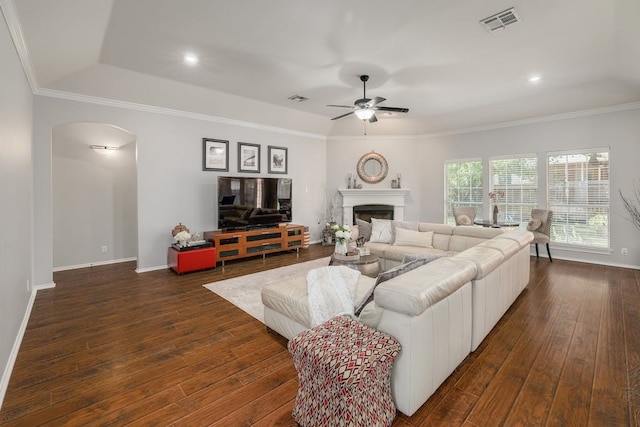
[[203, 257, 331, 323]]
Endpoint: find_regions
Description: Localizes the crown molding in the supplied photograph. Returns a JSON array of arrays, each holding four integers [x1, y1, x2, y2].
[[1, 0, 38, 92], [422, 102, 640, 138], [328, 102, 640, 140], [327, 134, 420, 142], [35, 88, 327, 140]]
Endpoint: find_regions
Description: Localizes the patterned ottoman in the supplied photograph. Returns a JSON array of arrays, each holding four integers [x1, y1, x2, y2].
[[288, 315, 401, 427]]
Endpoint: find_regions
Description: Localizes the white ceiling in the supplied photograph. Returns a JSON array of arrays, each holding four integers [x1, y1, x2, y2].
[[11, 0, 640, 135]]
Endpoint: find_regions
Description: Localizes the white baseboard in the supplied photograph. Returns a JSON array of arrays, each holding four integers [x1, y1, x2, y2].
[[135, 264, 169, 274], [53, 257, 137, 272], [0, 284, 41, 411]]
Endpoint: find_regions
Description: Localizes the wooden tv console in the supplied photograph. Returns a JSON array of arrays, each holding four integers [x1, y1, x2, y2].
[[204, 224, 308, 266]]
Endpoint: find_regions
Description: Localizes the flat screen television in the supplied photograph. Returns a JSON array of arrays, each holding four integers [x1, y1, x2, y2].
[[217, 176, 292, 230]]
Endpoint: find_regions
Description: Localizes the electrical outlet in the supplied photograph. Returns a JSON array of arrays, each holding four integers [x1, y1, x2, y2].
[[621, 247, 628, 256], [101, 245, 108, 253]]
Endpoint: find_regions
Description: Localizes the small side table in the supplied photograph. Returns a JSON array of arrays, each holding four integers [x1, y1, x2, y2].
[[288, 315, 401, 427], [329, 254, 381, 278], [167, 246, 216, 274]]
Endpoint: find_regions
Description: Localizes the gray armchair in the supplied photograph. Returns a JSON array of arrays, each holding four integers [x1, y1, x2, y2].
[[529, 209, 553, 261], [453, 206, 476, 226]]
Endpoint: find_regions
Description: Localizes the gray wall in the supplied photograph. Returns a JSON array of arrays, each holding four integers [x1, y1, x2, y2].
[[32, 95, 328, 285], [327, 108, 640, 268], [0, 11, 33, 403]]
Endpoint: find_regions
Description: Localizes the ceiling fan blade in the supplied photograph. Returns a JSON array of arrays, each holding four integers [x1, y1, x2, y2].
[[354, 98, 370, 108], [374, 106, 409, 113], [331, 111, 355, 120], [327, 104, 353, 108], [368, 114, 378, 123], [366, 97, 386, 107]]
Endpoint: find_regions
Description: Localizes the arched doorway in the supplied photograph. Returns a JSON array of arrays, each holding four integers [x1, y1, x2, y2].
[[52, 122, 138, 271]]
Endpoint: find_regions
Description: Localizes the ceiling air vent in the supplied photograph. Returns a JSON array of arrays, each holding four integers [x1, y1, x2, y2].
[[287, 95, 308, 102], [480, 7, 520, 32]]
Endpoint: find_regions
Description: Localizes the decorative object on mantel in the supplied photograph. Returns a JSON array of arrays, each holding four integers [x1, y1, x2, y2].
[[331, 224, 352, 255], [346, 172, 358, 189], [391, 179, 398, 188], [397, 173, 402, 188], [488, 191, 505, 224], [357, 151, 388, 184]]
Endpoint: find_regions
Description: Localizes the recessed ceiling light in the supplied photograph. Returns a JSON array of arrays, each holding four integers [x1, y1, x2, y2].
[[528, 75, 541, 83], [183, 53, 199, 65]]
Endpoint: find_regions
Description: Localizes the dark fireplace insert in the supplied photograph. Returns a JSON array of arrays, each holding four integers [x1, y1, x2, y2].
[[353, 204, 394, 224]]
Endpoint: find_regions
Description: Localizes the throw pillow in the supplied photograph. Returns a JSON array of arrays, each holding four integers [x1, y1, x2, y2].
[[354, 258, 428, 316], [369, 218, 393, 243], [527, 218, 542, 231], [392, 228, 434, 248], [391, 220, 419, 243], [456, 214, 472, 225], [402, 252, 450, 264], [356, 218, 372, 241]]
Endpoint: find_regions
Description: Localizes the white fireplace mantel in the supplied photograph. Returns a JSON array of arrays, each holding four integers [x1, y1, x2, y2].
[[338, 188, 410, 225]]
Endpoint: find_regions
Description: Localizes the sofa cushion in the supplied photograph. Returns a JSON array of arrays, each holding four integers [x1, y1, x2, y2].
[[383, 245, 444, 263], [527, 218, 542, 231], [374, 257, 477, 316], [495, 230, 534, 248], [393, 228, 434, 248], [370, 218, 393, 243], [391, 220, 419, 243], [456, 214, 472, 225], [417, 223, 454, 251], [478, 238, 519, 260], [363, 241, 388, 258], [448, 227, 504, 252], [453, 246, 504, 279], [354, 259, 428, 316], [356, 218, 372, 241], [262, 273, 377, 328]]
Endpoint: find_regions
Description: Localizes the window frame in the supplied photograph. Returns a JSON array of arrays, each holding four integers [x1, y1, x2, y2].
[[444, 158, 483, 225], [546, 147, 611, 252], [488, 153, 538, 226]]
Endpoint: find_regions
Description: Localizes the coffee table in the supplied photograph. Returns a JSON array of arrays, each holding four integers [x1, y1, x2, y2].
[[329, 254, 381, 278]]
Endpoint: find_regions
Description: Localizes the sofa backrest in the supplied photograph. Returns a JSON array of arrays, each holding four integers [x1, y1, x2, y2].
[[417, 222, 454, 251], [448, 226, 504, 252]]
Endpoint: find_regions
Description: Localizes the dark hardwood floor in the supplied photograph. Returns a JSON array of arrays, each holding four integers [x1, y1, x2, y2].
[[1, 244, 639, 426]]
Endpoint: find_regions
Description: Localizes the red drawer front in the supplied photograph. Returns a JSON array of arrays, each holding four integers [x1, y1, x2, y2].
[[168, 247, 216, 273]]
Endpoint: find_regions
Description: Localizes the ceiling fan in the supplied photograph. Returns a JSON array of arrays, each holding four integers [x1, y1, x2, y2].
[[328, 75, 409, 123]]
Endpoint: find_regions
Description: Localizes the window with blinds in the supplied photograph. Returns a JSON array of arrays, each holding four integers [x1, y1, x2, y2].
[[547, 149, 610, 249], [444, 160, 483, 225], [489, 155, 538, 224]]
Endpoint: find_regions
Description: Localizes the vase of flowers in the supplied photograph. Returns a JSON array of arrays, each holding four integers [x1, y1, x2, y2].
[[331, 224, 352, 255], [488, 191, 505, 224]]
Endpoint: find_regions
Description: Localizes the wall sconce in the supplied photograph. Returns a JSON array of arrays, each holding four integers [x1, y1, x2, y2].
[[90, 145, 119, 154]]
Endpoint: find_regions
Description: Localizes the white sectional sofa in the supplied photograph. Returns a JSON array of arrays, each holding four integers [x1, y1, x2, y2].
[[261, 223, 533, 416]]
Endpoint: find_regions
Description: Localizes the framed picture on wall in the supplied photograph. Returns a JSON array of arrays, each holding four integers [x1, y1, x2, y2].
[[238, 142, 260, 173], [268, 145, 288, 174], [202, 138, 229, 171]]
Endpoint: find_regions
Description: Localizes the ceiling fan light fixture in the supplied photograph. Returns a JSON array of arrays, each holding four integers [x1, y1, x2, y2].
[[354, 108, 375, 120]]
